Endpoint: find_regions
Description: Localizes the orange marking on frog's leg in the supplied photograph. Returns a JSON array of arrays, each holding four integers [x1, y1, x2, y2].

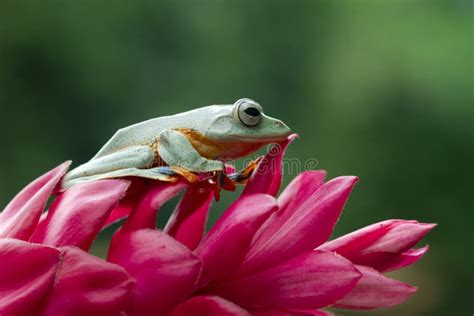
[[230, 156, 263, 184], [170, 166, 199, 183], [151, 142, 165, 167]]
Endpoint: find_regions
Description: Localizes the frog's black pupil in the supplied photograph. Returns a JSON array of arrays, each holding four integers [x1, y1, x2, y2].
[[244, 107, 260, 117]]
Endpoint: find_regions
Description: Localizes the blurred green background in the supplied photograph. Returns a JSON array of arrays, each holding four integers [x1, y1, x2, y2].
[[0, 1, 472, 315]]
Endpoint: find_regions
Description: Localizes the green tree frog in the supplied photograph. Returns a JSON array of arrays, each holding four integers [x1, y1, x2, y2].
[[61, 98, 291, 190]]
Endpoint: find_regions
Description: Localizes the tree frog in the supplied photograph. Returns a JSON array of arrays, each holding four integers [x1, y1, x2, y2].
[[61, 98, 291, 190]]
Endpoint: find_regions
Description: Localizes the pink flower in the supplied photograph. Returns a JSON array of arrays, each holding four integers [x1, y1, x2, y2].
[[0, 135, 435, 315], [0, 162, 134, 316]]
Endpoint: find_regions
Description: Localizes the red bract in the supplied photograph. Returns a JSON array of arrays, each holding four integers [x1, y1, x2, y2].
[[0, 135, 435, 316], [0, 162, 134, 316]]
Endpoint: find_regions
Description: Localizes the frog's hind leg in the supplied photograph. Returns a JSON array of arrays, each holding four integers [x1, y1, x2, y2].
[[61, 166, 179, 190], [169, 166, 199, 183], [61, 145, 160, 190]]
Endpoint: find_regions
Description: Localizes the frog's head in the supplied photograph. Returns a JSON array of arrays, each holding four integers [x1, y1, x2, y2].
[[205, 98, 292, 143]]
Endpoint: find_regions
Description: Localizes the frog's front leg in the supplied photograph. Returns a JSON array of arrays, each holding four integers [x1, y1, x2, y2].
[[159, 129, 232, 200], [158, 129, 225, 173], [229, 156, 263, 184]]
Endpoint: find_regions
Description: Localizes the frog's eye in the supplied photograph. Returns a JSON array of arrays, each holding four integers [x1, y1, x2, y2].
[[234, 98, 262, 127]]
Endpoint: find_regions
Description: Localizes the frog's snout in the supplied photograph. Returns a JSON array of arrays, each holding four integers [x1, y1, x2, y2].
[[274, 119, 292, 135]]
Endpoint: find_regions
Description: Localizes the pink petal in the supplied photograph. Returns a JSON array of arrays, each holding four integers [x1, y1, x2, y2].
[[249, 171, 326, 259], [252, 310, 333, 316], [225, 164, 236, 173], [195, 194, 278, 284], [243, 134, 297, 196], [378, 246, 430, 272], [164, 183, 214, 250], [209, 251, 361, 310], [240, 176, 358, 275], [0, 161, 70, 240], [314, 311, 334, 316], [121, 181, 187, 233], [277, 170, 327, 210], [252, 310, 299, 316], [335, 265, 417, 309], [30, 179, 130, 251], [103, 179, 149, 228], [32, 211, 50, 239], [0, 239, 60, 316], [170, 296, 250, 316], [318, 220, 435, 272], [42, 246, 133, 316], [363, 221, 435, 253], [107, 229, 202, 315], [331, 246, 430, 274], [104, 203, 133, 227]]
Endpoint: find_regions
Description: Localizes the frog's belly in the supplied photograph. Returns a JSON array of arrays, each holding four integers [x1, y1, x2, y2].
[[176, 128, 265, 160]]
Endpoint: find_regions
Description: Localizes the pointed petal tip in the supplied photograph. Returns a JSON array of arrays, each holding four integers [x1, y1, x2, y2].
[[408, 284, 418, 293], [46, 161, 72, 176], [389, 220, 436, 229], [407, 221, 437, 237], [288, 133, 299, 141], [0, 161, 74, 240], [330, 175, 359, 187], [30, 178, 131, 249], [380, 245, 431, 272], [406, 244, 431, 261], [345, 175, 359, 183], [422, 222, 437, 231], [383, 219, 437, 234], [301, 169, 327, 177], [329, 250, 364, 280], [242, 175, 360, 274], [53, 161, 73, 186], [59, 160, 73, 170], [336, 265, 418, 310], [416, 244, 430, 253], [327, 175, 359, 193]]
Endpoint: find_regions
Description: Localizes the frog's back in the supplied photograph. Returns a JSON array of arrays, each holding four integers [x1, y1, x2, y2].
[[91, 105, 229, 159]]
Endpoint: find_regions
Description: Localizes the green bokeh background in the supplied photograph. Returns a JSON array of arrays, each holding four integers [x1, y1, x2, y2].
[[0, 1, 472, 315]]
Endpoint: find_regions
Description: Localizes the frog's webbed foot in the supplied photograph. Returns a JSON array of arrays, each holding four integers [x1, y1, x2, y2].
[[210, 170, 237, 201], [205, 158, 262, 200], [168, 166, 234, 201], [228, 156, 263, 184]]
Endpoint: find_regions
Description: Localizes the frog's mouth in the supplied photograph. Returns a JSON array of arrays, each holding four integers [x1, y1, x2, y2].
[[230, 118, 292, 142]]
